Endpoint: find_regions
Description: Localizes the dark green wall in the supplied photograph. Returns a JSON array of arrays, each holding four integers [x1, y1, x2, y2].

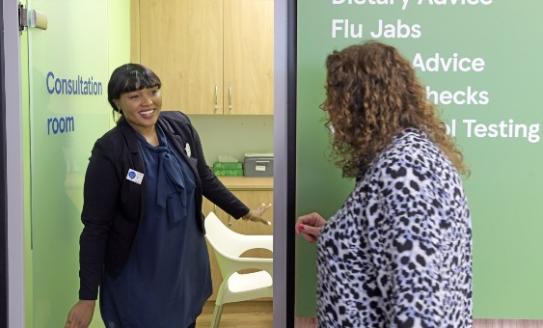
[[296, 0, 543, 319]]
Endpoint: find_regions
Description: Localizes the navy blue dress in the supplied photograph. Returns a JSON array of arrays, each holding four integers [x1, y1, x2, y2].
[[100, 126, 212, 328]]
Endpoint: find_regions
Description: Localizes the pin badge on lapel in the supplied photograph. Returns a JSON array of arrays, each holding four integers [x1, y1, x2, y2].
[[126, 168, 144, 184], [185, 142, 192, 157]]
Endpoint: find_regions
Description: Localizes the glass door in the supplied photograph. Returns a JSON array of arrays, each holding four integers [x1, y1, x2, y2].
[[24, 0, 113, 326]]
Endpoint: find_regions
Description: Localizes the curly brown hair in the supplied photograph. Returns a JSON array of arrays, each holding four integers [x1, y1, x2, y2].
[[323, 41, 467, 177]]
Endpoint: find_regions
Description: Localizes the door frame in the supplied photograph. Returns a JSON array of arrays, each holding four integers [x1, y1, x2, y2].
[[2, 1, 25, 327], [0, 0, 8, 326], [273, 0, 296, 327]]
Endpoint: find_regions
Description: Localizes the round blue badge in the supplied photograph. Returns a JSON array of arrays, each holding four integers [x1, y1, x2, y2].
[[128, 171, 136, 179]]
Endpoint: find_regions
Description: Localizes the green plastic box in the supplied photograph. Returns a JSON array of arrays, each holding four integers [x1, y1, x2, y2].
[[212, 161, 243, 176]]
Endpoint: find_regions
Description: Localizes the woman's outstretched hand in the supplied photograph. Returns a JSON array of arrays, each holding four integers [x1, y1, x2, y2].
[[65, 300, 95, 328], [242, 202, 272, 225], [296, 212, 326, 243]]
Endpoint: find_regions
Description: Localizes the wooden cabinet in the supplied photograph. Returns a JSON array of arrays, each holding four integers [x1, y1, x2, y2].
[[202, 177, 273, 300], [135, 0, 222, 115], [132, 0, 274, 115], [224, 0, 274, 115], [213, 191, 273, 236]]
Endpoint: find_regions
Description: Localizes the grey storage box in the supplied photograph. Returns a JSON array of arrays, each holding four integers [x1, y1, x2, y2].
[[244, 153, 274, 177]]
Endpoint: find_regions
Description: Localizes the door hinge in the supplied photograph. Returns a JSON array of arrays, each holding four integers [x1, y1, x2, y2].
[[18, 3, 27, 32], [18, 3, 48, 32]]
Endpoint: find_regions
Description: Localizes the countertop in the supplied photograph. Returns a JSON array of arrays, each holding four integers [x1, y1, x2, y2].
[[218, 176, 273, 190]]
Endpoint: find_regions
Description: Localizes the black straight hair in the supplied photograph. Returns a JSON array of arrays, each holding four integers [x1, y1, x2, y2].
[[107, 63, 161, 112]]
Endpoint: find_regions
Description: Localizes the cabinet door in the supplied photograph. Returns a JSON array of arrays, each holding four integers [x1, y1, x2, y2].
[[217, 190, 274, 236], [139, 0, 223, 114], [224, 0, 274, 115]]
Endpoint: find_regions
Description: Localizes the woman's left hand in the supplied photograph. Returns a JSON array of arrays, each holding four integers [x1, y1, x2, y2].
[[242, 203, 272, 225], [295, 212, 326, 243]]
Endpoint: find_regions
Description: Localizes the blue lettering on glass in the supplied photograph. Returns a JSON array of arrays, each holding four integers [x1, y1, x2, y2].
[[47, 116, 75, 135], [46, 72, 55, 94], [55, 79, 62, 94], [45, 71, 103, 96]]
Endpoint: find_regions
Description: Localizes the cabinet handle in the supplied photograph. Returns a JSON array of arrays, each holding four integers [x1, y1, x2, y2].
[[213, 85, 219, 113], [228, 86, 233, 112]]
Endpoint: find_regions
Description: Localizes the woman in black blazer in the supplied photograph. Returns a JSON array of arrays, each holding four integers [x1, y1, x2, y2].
[[65, 64, 269, 328]]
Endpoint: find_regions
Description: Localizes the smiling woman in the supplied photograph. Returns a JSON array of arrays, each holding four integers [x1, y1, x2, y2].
[[65, 63, 270, 328], [107, 64, 162, 144]]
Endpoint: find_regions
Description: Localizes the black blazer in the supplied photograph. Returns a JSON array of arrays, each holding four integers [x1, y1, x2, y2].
[[78, 111, 249, 300]]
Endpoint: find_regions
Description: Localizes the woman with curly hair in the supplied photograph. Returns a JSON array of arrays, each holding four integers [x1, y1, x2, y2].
[[296, 41, 472, 327]]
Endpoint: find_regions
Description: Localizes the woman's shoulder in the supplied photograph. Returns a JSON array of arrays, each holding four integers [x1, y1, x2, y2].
[[159, 111, 192, 126], [157, 111, 196, 138], [367, 128, 444, 179], [365, 128, 462, 197], [393, 127, 434, 150], [384, 128, 440, 163], [96, 125, 123, 144], [91, 125, 126, 157]]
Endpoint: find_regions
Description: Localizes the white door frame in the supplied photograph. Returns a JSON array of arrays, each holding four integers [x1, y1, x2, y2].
[[2, 0, 25, 327], [0, 0, 7, 326]]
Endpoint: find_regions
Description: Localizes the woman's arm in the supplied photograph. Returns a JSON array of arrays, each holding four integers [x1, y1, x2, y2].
[[66, 141, 120, 327], [78, 142, 120, 300], [187, 121, 250, 219]]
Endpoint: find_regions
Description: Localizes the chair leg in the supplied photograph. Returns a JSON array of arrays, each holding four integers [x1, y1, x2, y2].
[[210, 302, 224, 328]]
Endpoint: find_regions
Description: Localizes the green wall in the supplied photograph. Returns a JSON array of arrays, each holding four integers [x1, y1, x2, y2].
[[296, 0, 543, 319], [22, 0, 129, 327]]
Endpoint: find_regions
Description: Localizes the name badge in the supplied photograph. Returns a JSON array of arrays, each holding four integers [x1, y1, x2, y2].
[[126, 169, 144, 184]]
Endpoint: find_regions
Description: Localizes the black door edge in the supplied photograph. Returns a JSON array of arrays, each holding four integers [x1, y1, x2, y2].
[[286, 0, 297, 327]]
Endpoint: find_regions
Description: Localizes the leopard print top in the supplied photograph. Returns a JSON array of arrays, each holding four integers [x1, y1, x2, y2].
[[317, 128, 472, 327]]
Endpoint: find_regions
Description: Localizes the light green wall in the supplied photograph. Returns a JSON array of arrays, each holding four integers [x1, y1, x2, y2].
[[22, 0, 130, 327], [190, 115, 274, 165], [107, 0, 130, 128], [296, 0, 543, 319]]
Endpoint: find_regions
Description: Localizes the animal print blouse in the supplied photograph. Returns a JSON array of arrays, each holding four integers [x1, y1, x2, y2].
[[317, 128, 472, 327]]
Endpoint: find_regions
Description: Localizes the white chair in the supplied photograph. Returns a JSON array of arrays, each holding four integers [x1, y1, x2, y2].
[[204, 212, 273, 328]]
